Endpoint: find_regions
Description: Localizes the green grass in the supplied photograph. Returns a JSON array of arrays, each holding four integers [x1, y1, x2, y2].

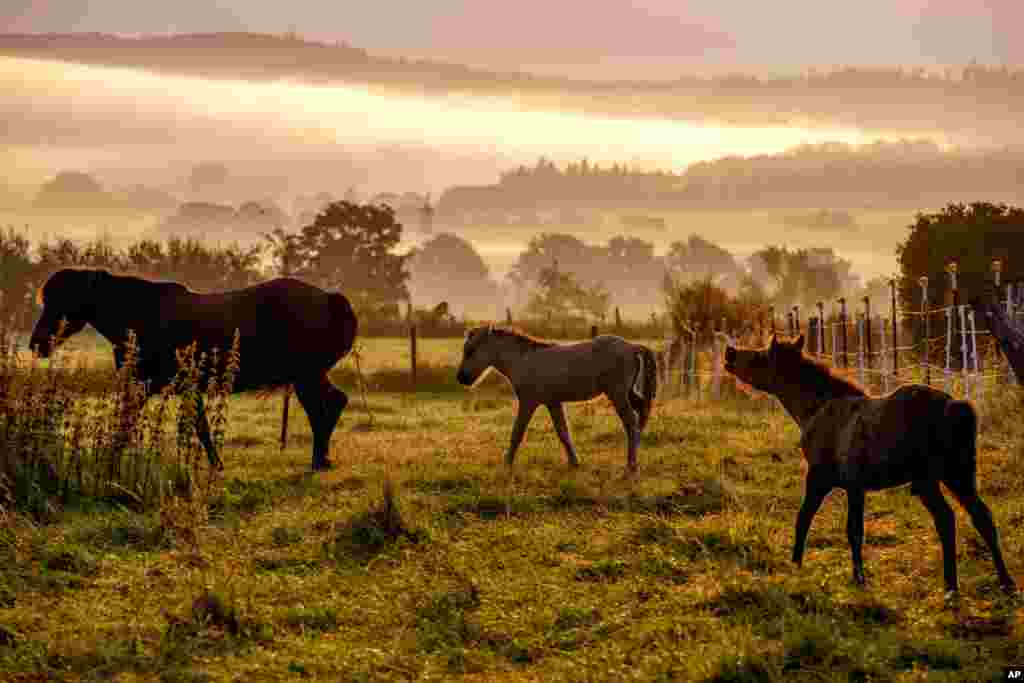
[[3, 335, 1024, 681]]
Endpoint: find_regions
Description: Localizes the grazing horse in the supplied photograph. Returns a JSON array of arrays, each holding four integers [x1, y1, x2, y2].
[[30, 268, 358, 471], [724, 334, 1016, 601], [455, 325, 657, 472]]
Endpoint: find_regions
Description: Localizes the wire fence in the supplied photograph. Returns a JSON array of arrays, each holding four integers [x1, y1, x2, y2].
[[655, 276, 1024, 411]]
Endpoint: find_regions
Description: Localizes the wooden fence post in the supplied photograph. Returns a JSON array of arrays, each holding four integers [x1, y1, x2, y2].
[[1007, 283, 1017, 384], [889, 279, 898, 378], [943, 306, 953, 395], [919, 276, 929, 386], [958, 304, 970, 400], [280, 385, 291, 451], [863, 297, 872, 373], [410, 324, 418, 389], [817, 301, 825, 357], [839, 298, 848, 368]]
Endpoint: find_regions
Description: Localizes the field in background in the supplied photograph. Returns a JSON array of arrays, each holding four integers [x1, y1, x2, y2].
[[2, 331, 1024, 681]]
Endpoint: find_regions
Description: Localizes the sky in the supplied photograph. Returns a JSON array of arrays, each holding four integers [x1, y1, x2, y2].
[[1, 1, 1018, 79]]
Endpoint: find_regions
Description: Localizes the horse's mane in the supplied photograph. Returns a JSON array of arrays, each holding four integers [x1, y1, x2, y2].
[[475, 325, 558, 351], [795, 350, 868, 398]]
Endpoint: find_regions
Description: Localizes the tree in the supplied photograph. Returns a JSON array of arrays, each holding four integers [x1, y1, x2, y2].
[[663, 274, 736, 342], [406, 233, 497, 318], [0, 228, 35, 330], [664, 235, 742, 288], [292, 200, 410, 317], [122, 237, 264, 291], [35, 171, 114, 209], [262, 227, 303, 277], [526, 262, 609, 324], [895, 202, 1024, 312], [748, 245, 853, 309]]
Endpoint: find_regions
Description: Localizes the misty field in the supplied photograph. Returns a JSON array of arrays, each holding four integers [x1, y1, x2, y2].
[[3, 339, 1024, 682]]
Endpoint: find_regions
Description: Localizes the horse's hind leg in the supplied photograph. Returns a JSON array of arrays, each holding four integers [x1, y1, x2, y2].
[[915, 480, 959, 597], [546, 403, 579, 468], [609, 391, 639, 473], [944, 476, 1016, 593], [294, 378, 335, 471], [846, 487, 867, 586], [321, 380, 349, 457]]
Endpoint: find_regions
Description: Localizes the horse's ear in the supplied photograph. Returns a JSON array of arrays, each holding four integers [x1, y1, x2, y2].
[[794, 334, 804, 351]]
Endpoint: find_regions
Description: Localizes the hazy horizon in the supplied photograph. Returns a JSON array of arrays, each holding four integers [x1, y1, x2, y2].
[[3, 2, 1020, 80]]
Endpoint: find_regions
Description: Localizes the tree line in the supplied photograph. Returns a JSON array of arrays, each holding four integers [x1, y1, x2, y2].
[[438, 142, 1024, 212], [4, 200, 1019, 344]]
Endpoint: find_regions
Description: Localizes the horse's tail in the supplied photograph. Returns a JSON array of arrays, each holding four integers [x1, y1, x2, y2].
[[944, 399, 978, 475], [631, 345, 658, 432], [328, 292, 358, 357]]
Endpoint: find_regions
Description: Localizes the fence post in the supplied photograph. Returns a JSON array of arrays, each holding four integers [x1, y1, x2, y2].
[[839, 298, 848, 368], [857, 313, 866, 388], [1007, 283, 1017, 385], [890, 278, 898, 378], [863, 297, 872, 374], [919, 276, 929, 386], [817, 301, 825, 357], [880, 317, 890, 394], [712, 332, 722, 399], [410, 324, 418, 389], [280, 385, 291, 451], [831, 303, 838, 368], [958, 304, 970, 400], [943, 306, 953, 395], [968, 308, 982, 405]]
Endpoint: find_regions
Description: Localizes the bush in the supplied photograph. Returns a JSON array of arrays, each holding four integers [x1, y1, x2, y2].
[[0, 321, 239, 520]]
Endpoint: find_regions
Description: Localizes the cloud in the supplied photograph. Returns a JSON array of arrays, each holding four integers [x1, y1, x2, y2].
[[425, 2, 735, 58]]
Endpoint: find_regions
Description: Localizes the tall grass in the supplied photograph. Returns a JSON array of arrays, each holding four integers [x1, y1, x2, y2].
[[0, 320, 239, 520]]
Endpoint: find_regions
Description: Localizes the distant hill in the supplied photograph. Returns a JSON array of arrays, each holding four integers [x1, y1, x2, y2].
[[2, 32, 1024, 136]]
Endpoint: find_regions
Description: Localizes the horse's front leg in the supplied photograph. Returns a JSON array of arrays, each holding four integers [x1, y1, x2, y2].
[[546, 402, 579, 468], [846, 487, 867, 586], [793, 467, 831, 567], [194, 394, 223, 470], [505, 400, 538, 467]]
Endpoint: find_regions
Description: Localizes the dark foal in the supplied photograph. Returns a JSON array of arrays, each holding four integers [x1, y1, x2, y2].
[[725, 334, 1016, 601], [31, 269, 358, 471]]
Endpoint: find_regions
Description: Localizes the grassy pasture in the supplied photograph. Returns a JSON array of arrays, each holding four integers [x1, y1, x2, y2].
[[2, 335, 1024, 682]]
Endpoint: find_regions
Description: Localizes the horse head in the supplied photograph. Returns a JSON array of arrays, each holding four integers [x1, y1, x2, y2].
[[725, 333, 805, 393], [30, 268, 109, 357], [456, 325, 496, 386]]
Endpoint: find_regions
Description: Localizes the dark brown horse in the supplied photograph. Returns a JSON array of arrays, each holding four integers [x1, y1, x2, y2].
[[724, 334, 1016, 601], [30, 268, 358, 471]]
